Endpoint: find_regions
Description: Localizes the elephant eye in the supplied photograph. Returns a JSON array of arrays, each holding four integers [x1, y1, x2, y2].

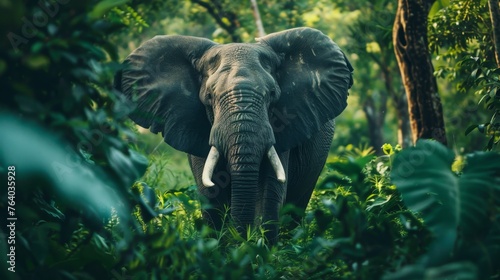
[[261, 62, 273, 74], [205, 92, 214, 105], [269, 88, 277, 98], [269, 86, 280, 101]]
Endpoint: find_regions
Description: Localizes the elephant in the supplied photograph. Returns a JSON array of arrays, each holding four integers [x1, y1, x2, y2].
[[114, 27, 353, 243]]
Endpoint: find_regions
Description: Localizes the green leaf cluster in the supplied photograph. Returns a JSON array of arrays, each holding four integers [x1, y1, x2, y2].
[[0, 0, 155, 278], [429, 0, 499, 150]]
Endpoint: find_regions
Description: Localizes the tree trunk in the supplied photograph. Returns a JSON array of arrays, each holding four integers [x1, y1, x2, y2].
[[489, 0, 500, 67], [250, 0, 266, 37], [376, 53, 412, 148], [393, 0, 447, 145], [363, 95, 386, 155], [395, 90, 412, 148]]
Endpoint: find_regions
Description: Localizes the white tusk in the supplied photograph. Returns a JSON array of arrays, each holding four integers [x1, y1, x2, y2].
[[202, 146, 220, 187], [267, 146, 286, 183]]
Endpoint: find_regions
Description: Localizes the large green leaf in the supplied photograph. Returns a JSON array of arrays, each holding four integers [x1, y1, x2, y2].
[[0, 113, 130, 227], [459, 152, 500, 237], [391, 140, 500, 266]]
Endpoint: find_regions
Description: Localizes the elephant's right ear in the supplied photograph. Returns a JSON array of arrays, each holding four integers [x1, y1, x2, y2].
[[114, 35, 217, 157]]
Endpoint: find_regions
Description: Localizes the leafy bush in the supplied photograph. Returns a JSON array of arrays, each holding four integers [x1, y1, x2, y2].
[[0, 0, 151, 278], [429, 0, 500, 150], [114, 144, 428, 279], [460, 57, 500, 149]]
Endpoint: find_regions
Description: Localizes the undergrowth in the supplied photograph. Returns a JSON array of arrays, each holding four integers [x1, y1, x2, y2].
[[111, 143, 424, 279]]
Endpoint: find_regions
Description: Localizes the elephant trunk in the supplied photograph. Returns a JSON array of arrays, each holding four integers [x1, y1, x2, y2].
[[204, 92, 287, 234], [225, 124, 263, 229], [229, 166, 260, 229]]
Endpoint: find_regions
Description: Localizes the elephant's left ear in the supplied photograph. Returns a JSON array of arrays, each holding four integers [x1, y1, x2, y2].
[[258, 27, 353, 152]]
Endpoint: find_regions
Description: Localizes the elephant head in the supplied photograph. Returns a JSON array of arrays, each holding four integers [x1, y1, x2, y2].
[[115, 27, 353, 231]]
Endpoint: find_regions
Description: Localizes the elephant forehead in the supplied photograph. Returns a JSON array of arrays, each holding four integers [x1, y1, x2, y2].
[[200, 44, 278, 91], [205, 44, 275, 66], [220, 44, 258, 59]]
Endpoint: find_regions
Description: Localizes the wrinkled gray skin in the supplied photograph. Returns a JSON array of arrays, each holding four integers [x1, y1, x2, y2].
[[115, 27, 353, 243]]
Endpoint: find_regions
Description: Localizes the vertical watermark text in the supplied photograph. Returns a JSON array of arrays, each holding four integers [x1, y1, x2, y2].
[[6, 166, 16, 273]]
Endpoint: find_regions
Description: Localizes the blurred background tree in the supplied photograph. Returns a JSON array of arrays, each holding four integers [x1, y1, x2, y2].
[[336, 0, 411, 154]]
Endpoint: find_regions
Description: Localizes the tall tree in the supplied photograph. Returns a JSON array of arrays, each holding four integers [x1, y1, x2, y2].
[[393, 0, 448, 145], [489, 0, 500, 67]]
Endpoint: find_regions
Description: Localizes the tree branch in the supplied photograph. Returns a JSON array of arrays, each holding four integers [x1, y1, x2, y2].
[[250, 0, 266, 37], [191, 0, 241, 42]]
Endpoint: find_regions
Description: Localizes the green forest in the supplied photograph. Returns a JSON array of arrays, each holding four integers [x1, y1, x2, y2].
[[1, 0, 500, 279]]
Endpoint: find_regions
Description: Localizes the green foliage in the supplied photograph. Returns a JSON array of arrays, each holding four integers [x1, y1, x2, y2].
[[0, 0, 155, 278], [460, 56, 500, 149], [2, 1, 500, 279], [108, 5, 150, 33], [388, 140, 500, 279], [100, 144, 430, 280], [293, 144, 428, 279], [429, 0, 499, 150], [429, 0, 492, 58]]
